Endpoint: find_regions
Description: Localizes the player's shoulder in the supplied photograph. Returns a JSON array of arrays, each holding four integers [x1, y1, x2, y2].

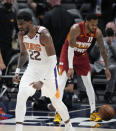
[[71, 22, 80, 31], [39, 26, 50, 38], [70, 23, 80, 36], [39, 26, 51, 45], [71, 23, 79, 29], [96, 27, 102, 38], [38, 26, 47, 33]]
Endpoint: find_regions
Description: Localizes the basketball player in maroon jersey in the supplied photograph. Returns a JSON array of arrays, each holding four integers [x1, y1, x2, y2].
[[58, 14, 111, 122]]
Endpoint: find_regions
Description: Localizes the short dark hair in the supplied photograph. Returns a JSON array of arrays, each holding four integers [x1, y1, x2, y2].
[[86, 14, 98, 21], [17, 11, 32, 21]]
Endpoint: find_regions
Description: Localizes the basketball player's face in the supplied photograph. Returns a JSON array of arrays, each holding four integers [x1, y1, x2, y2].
[[17, 19, 30, 35], [87, 19, 98, 33]]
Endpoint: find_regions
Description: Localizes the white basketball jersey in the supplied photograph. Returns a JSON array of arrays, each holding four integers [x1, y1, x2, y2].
[[23, 26, 49, 68]]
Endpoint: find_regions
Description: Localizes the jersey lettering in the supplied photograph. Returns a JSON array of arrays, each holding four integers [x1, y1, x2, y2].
[[24, 42, 41, 52], [75, 41, 91, 53]]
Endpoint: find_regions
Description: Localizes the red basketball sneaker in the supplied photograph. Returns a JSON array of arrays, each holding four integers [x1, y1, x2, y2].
[[0, 108, 13, 120]]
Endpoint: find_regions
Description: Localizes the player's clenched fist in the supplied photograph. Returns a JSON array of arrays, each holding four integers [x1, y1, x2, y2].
[[12, 74, 20, 84], [67, 68, 74, 79]]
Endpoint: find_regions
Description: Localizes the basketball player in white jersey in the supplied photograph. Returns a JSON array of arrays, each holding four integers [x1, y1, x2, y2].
[[13, 11, 73, 131]]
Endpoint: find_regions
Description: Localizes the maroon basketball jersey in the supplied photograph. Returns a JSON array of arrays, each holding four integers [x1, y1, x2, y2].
[[59, 22, 96, 75], [75, 22, 96, 55]]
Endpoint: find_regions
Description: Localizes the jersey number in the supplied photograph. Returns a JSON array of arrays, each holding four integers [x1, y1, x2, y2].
[[88, 37, 93, 42], [29, 50, 41, 61]]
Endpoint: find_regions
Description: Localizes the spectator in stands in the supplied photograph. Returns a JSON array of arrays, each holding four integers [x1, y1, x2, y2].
[[104, 28, 116, 103], [27, 0, 52, 25], [0, 50, 13, 120], [80, 0, 114, 35], [43, 0, 75, 58], [96, 0, 114, 35], [80, 0, 96, 20], [12, 0, 19, 14], [113, 5, 116, 25], [19, 0, 39, 25], [90, 28, 116, 103], [0, 0, 17, 72], [105, 22, 116, 36]]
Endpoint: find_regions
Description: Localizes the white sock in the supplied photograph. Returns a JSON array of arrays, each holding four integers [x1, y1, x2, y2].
[[16, 124, 23, 131]]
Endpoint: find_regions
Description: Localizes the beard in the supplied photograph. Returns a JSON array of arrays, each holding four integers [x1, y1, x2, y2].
[[24, 30, 29, 35], [19, 27, 29, 35], [88, 26, 95, 33], [20, 30, 28, 35]]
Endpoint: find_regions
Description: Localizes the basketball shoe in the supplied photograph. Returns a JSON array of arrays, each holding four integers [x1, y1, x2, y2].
[[91, 123, 102, 128], [53, 113, 62, 124], [90, 111, 102, 122], [0, 108, 13, 120]]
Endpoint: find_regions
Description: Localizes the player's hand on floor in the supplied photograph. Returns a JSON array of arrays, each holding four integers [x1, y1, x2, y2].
[[12, 74, 20, 84], [67, 68, 74, 79], [30, 81, 43, 90]]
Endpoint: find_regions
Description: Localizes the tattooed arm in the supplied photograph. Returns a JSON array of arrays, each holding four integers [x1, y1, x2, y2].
[[69, 24, 80, 48], [96, 28, 111, 80], [30, 29, 57, 90], [40, 29, 56, 56], [67, 24, 80, 79]]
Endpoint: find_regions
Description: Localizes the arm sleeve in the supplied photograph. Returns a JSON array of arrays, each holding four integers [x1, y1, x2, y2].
[[68, 46, 74, 68]]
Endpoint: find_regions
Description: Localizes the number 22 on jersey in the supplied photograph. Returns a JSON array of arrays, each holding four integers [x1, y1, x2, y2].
[[29, 50, 41, 61]]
